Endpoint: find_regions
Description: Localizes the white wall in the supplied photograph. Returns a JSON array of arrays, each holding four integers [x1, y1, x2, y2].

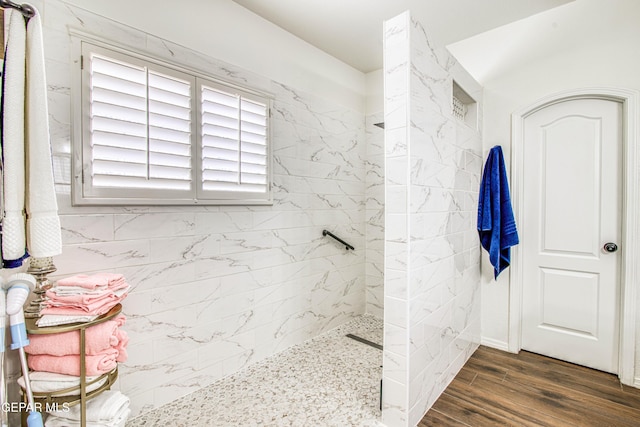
[[366, 69, 384, 115], [364, 70, 385, 317], [60, 0, 366, 113], [18, 0, 374, 418], [382, 11, 482, 427], [365, 110, 385, 317], [480, 17, 640, 380]]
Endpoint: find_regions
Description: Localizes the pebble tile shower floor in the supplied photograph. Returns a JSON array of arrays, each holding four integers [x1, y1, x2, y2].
[[126, 315, 383, 426]]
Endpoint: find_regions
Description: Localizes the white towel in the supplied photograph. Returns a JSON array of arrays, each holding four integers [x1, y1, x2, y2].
[[1, 6, 62, 264], [17, 371, 106, 396], [44, 410, 130, 427], [46, 390, 130, 425], [2, 9, 27, 262], [25, 8, 62, 258], [36, 314, 99, 327]]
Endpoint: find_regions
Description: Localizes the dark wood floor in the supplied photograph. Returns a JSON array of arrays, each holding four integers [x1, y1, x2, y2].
[[419, 346, 640, 426]]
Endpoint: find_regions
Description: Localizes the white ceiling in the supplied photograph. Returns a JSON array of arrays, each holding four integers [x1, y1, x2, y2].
[[231, 0, 574, 73], [448, 0, 640, 83]]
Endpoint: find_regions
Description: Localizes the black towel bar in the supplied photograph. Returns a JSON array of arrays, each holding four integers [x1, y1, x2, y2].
[[322, 230, 354, 251]]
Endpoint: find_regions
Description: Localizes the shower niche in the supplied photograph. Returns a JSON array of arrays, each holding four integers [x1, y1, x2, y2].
[[452, 80, 477, 129]]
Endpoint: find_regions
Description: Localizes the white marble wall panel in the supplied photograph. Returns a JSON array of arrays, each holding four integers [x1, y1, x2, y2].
[[365, 112, 385, 317], [60, 214, 114, 243], [382, 11, 412, 427], [383, 11, 482, 427], [30, 0, 367, 418], [113, 213, 196, 240]]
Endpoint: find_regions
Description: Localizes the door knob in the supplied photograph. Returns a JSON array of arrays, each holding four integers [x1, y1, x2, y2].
[[603, 242, 618, 253]]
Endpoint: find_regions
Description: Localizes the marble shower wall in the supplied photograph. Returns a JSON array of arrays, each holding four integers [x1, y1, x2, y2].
[[365, 113, 385, 317], [382, 11, 482, 427], [36, 0, 366, 417]]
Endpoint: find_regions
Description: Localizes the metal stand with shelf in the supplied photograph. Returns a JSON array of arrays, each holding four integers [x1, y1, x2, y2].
[[20, 304, 122, 426]]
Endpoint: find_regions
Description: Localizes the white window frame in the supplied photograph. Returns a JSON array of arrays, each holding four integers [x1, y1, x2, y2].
[[70, 33, 273, 206]]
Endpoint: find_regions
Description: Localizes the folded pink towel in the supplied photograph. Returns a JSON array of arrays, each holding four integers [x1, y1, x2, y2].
[[40, 290, 129, 316], [45, 289, 118, 307], [45, 292, 120, 312], [50, 279, 129, 296], [25, 315, 127, 356], [56, 273, 126, 290], [27, 348, 118, 376], [112, 314, 126, 327], [115, 329, 128, 363]]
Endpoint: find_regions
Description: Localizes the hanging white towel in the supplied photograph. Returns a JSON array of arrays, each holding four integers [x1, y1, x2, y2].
[[1, 5, 62, 263], [2, 9, 28, 262], [25, 8, 62, 258]]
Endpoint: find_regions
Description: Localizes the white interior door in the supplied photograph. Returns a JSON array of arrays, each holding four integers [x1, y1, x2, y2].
[[521, 97, 622, 373]]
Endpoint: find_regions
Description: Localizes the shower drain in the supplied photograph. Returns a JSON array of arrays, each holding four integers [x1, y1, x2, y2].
[[345, 333, 383, 350]]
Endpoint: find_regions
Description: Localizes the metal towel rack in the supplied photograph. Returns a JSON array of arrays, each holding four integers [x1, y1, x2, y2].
[[322, 230, 354, 251], [0, 0, 35, 18]]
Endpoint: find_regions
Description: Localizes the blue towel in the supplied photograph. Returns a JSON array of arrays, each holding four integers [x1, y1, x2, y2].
[[478, 146, 519, 278]]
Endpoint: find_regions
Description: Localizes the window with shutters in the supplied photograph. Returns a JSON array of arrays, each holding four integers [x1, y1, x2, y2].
[[199, 80, 270, 199], [72, 39, 272, 206]]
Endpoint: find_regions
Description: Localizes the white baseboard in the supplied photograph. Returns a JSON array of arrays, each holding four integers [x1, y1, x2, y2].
[[633, 377, 640, 389], [480, 336, 510, 352]]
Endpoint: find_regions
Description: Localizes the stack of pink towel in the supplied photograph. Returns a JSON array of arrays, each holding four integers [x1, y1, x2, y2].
[[26, 314, 129, 376], [41, 273, 130, 317]]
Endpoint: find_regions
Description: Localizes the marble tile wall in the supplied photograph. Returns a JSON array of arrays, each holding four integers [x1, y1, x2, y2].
[[382, 11, 482, 427], [365, 113, 385, 318], [28, 0, 367, 418]]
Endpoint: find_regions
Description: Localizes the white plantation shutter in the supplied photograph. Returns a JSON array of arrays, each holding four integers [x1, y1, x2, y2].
[[75, 40, 271, 205], [86, 48, 195, 198], [200, 82, 269, 197]]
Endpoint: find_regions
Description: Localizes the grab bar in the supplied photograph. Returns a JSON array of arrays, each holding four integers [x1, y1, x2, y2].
[[322, 230, 355, 251]]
